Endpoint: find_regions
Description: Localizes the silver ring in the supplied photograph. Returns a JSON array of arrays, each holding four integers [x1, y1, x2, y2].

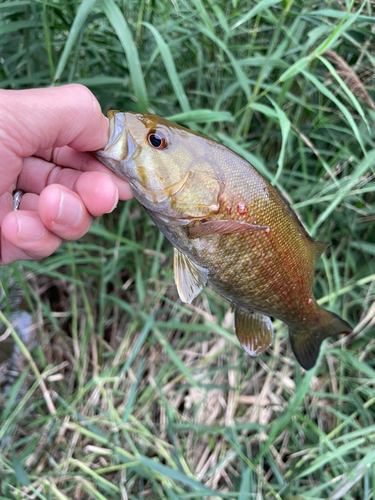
[[12, 190, 25, 211]]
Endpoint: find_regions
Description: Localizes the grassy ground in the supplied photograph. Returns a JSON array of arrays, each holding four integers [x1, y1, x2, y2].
[[1, 0, 375, 498]]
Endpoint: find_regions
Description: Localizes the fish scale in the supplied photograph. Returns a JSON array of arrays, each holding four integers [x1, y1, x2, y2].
[[174, 160, 314, 322], [95, 111, 352, 370]]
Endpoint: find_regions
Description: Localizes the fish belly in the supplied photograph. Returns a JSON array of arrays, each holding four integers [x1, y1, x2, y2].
[[150, 208, 315, 326]]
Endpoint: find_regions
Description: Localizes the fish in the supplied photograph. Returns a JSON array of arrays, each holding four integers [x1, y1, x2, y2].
[[94, 111, 352, 370]]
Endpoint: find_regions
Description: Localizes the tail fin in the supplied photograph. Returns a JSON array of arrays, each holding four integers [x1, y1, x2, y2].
[[289, 309, 351, 370]]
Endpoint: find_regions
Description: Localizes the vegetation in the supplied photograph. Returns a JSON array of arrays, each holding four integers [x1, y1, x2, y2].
[[1, 0, 375, 498]]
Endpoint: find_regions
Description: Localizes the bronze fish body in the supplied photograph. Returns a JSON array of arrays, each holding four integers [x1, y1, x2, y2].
[[95, 111, 351, 369]]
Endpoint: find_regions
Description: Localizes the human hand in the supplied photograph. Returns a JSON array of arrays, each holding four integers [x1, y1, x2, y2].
[[0, 84, 133, 264]]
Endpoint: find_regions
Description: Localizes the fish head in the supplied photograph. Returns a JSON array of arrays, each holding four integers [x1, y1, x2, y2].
[[95, 111, 203, 214]]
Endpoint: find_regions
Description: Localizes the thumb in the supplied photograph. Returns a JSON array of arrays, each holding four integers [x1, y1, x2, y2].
[[0, 84, 108, 194]]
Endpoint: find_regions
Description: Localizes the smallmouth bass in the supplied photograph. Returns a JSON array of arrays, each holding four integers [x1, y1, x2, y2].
[[95, 111, 351, 370]]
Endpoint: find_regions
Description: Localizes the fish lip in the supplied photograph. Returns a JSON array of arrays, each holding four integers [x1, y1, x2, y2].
[[94, 112, 139, 180], [108, 111, 128, 152]]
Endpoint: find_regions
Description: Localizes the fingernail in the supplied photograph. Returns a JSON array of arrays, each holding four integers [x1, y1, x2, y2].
[[55, 190, 83, 226], [17, 215, 46, 243], [106, 185, 119, 213]]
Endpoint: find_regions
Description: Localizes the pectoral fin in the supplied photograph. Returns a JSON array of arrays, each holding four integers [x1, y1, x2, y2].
[[173, 248, 208, 304], [189, 220, 269, 239], [234, 308, 273, 356]]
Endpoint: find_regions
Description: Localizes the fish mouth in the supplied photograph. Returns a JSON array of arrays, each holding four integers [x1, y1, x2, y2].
[[94, 111, 138, 181]]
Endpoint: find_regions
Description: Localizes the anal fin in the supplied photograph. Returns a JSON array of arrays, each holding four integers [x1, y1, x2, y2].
[[234, 308, 273, 357], [173, 248, 208, 304]]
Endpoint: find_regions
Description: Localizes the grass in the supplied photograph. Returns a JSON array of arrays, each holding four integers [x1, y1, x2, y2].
[[1, 0, 375, 498]]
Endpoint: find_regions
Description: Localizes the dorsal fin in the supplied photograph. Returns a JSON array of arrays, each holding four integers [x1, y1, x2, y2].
[[312, 240, 330, 264]]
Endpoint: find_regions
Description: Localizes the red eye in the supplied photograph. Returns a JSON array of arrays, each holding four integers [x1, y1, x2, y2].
[[147, 129, 169, 149]]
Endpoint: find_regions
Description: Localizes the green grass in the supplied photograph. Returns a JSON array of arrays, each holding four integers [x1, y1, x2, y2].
[[1, 0, 375, 498]]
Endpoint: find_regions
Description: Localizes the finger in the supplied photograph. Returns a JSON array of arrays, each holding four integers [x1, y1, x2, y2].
[[19, 193, 39, 211], [38, 173, 118, 226], [0, 84, 108, 194], [37, 171, 120, 221], [1, 211, 62, 264], [74, 171, 119, 217], [38, 184, 92, 241], [17, 155, 133, 201]]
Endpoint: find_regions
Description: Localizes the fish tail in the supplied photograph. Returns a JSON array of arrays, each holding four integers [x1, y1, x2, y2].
[[289, 309, 351, 370]]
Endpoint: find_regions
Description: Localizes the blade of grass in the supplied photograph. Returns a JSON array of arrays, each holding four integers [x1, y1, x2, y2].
[[101, 0, 149, 111], [255, 365, 317, 465], [143, 22, 191, 113], [195, 23, 251, 100], [267, 96, 291, 185], [231, 0, 282, 30], [138, 455, 217, 495], [167, 109, 233, 124], [310, 150, 375, 235], [53, 0, 97, 82]]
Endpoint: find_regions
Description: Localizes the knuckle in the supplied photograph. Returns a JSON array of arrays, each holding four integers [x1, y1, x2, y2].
[[68, 84, 100, 113], [45, 165, 63, 186]]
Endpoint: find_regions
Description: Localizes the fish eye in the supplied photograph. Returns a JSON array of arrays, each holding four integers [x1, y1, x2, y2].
[[147, 129, 169, 149]]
